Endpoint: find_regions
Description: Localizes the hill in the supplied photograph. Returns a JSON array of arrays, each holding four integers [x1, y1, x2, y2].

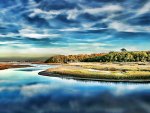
[[45, 51, 150, 63], [45, 53, 105, 63]]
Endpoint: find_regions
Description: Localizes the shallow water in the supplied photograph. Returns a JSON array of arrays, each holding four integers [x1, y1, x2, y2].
[[0, 64, 150, 113]]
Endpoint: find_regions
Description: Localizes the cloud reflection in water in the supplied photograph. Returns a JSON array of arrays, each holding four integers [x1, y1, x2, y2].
[[0, 65, 150, 113]]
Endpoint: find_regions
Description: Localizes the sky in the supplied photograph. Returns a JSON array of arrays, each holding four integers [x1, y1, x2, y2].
[[0, 0, 150, 56]]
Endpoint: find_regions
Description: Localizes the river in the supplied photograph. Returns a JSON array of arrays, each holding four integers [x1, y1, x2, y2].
[[0, 64, 150, 113]]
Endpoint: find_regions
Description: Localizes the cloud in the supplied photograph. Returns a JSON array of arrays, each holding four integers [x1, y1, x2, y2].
[[0, 41, 22, 46], [20, 33, 60, 39], [59, 27, 80, 32], [67, 9, 79, 20], [29, 8, 63, 19], [19, 28, 60, 39], [59, 27, 106, 32], [0, 0, 150, 55], [136, 1, 150, 15], [108, 21, 150, 33], [83, 4, 123, 14]]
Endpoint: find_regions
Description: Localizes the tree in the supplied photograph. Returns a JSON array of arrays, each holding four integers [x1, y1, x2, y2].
[[45, 51, 150, 63], [121, 48, 127, 52]]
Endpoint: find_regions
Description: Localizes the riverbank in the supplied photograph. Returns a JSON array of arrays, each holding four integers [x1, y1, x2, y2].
[[39, 62, 150, 82], [0, 63, 31, 70]]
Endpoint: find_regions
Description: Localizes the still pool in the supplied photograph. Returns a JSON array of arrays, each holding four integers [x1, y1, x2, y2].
[[0, 64, 150, 113]]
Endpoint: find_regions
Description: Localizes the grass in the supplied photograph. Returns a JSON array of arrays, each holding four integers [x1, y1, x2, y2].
[[43, 63, 150, 80], [67, 62, 150, 71]]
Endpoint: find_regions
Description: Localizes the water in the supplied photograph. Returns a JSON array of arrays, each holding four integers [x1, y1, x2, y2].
[[0, 64, 150, 113]]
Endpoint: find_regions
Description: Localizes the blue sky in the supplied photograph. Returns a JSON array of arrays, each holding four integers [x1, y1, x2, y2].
[[0, 0, 150, 56]]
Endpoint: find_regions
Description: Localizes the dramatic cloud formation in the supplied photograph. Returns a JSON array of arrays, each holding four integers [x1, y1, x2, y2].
[[0, 0, 149, 55]]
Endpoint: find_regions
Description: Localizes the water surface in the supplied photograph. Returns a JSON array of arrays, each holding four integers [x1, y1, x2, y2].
[[0, 64, 150, 113]]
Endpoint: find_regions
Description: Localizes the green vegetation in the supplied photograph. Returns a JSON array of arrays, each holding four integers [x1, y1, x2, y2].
[[53, 70, 150, 80], [45, 53, 105, 63], [77, 63, 150, 72], [45, 51, 150, 63], [83, 51, 150, 62], [42, 50, 150, 82], [41, 63, 150, 81]]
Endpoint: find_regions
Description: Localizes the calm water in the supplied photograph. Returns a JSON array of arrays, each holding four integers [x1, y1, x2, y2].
[[0, 64, 150, 113]]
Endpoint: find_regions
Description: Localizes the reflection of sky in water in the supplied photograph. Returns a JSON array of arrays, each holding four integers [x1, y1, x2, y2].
[[0, 65, 150, 113]]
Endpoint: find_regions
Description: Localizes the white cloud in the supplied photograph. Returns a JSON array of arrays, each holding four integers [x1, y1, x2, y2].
[[81, 23, 94, 28], [29, 8, 79, 20], [28, 4, 123, 21], [67, 9, 79, 20], [84, 4, 123, 14], [59, 27, 106, 32], [137, 2, 150, 15], [59, 27, 80, 32], [28, 0, 39, 8], [21, 33, 59, 39], [19, 28, 60, 39], [29, 8, 63, 19], [0, 41, 19, 45], [109, 21, 150, 33], [109, 22, 136, 32]]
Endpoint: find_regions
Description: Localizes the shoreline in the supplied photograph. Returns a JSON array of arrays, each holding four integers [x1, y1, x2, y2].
[[38, 71, 150, 83], [38, 62, 150, 83], [0, 63, 32, 70]]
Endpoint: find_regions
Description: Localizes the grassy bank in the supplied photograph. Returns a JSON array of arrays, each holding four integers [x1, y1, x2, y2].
[[39, 62, 150, 81], [0, 63, 31, 70]]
